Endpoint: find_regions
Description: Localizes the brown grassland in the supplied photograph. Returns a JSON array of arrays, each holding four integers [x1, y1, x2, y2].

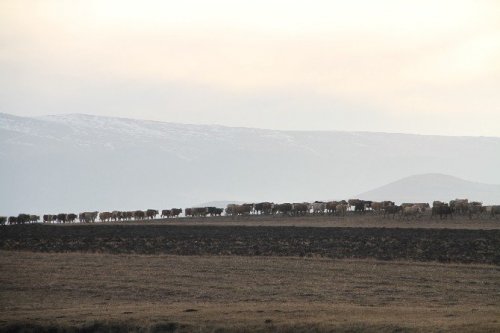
[[1, 215, 500, 332]]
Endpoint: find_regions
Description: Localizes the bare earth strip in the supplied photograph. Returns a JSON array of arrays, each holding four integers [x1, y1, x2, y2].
[[111, 214, 500, 230], [1, 251, 499, 332]]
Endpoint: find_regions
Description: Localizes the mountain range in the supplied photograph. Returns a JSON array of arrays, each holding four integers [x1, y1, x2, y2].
[[1, 113, 500, 215]]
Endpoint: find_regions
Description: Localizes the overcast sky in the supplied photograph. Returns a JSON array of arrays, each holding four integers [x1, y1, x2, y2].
[[1, 0, 499, 136]]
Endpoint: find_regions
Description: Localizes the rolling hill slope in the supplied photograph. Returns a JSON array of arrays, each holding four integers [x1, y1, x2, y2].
[[357, 174, 500, 204], [1, 113, 500, 214]]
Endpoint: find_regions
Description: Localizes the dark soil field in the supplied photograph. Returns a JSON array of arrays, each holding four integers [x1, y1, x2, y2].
[[1, 223, 500, 264], [1, 217, 499, 332]]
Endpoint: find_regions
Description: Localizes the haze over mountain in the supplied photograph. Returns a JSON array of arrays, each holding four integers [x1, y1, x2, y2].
[[357, 174, 500, 205], [1, 113, 500, 215]]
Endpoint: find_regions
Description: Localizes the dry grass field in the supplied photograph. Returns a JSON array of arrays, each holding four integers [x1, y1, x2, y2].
[[1, 216, 499, 332], [1, 251, 500, 332]]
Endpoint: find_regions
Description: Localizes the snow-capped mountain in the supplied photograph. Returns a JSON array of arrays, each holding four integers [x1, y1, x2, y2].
[[1, 113, 500, 215]]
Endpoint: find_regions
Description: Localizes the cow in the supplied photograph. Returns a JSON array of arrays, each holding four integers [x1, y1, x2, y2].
[[80, 211, 98, 223], [348, 199, 361, 211], [382, 201, 395, 208], [311, 201, 326, 215], [383, 205, 401, 219], [0, 216, 6, 225], [468, 202, 483, 219], [401, 205, 421, 220], [124, 211, 134, 220], [431, 204, 453, 219], [207, 207, 223, 216], [29, 215, 40, 223], [99, 212, 112, 222], [170, 208, 182, 217], [226, 204, 253, 217], [235, 204, 253, 216], [273, 203, 293, 216], [325, 201, 338, 215], [67, 213, 77, 223], [192, 207, 208, 217], [111, 211, 122, 221], [354, 201, 366, 214], [336, 203, 348, 217], [225, 204, 237, 216], [161, 209, 171, 218], [146, 209, 158, 219], [17, 214, 31, 224], [254, 202, 274, 215], [184, 208, 193, 217], [432, 201, 445, 209], [402, 203, 429, 213], [370, 202, 384, 214], [133, 210, 145, 220], [292, 203, 309, 216], [450, 199, 469, 215], [489, 205, 500, 218], [44, 214, 57, 223], [8, 216, 17, 225]]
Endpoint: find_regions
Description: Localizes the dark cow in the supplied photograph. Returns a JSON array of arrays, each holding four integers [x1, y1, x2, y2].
[[382, 201, 395, 208], [17, 214, 31, 224], [431, 204, 453, 219], [207, 207, 223, 216], [146, 209, 158, 219], [383, 205, 401, 219], [161, 209, 171, 218], [292, 203, 309, 216], [325, 201, 338, 214], [354, 202, 366, 213], [170, 208, 182, 217], [254, 202, 274, 215], [29, 215, 40, 223], [67, 213, 77, 223], [0, 216, 6, 225], [80, 211, 98, 223], [273, 203, 293, 216], [348, 199, 361, 211], [184, 208, 193, 217], [192, 207, 208, 217], [8, 216, 18, 225], [134, 210, 145, 220], [44, 214, 57, 223]]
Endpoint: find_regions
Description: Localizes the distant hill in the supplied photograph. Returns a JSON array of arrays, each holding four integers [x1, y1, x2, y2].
[[357, 174, 500, 204], [1, 113, 500, 214]]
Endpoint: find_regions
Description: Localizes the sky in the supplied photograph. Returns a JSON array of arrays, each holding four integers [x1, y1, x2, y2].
[[1, 0, 499, 136]]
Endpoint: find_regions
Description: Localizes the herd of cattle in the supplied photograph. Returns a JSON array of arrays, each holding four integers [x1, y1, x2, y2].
[[2, 198, 500, 225]]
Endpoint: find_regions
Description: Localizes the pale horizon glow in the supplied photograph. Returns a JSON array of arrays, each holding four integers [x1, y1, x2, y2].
[[1, 0, 499, 136]]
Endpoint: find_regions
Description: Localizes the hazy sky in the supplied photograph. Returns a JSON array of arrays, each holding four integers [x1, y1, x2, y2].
[[1, 0, 499, 136]]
